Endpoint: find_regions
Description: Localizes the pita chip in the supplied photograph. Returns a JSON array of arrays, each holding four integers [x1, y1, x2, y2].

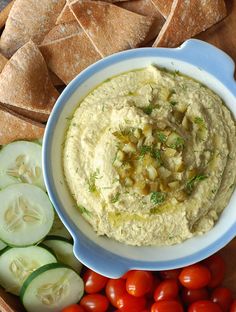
[[56, 0, 75, 25], [153, 0, 227, 48], [49, 71, 65, 87], [0, 53, 7, 73], [0, 105, 45, 145], [151, 0, 172, 18], [0, 41, 59, 121], [69, 0, 157, 57], [40, 31, 101, 85], [1, 103, 50, 123], [56, 0, 132, 25], [118, 0, 165, 40], [0, 0, 66, 58], [42, 22, 81, 45]]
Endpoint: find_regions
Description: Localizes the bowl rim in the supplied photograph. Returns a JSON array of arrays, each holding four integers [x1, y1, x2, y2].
[[43, 39, 236, 276]]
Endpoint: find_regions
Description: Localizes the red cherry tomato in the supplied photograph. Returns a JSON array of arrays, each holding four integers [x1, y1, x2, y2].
[[211, 287, 233, 311], [154, 279, 179, 301], [83, 269, 108, 294], [181, 288, 209, 305], [62, 304, 85, 312], [151, 300, 184, 312], [126, 270, 153, 297], [179, 264, 211, 289], [203, 254, 226, 288], [80, 294, 109, 312], [159, 269, 182, 280], [188, 300, 222, 312], [230, 300, 236, 312], [105, 278, 126, 308], [116, 293, 146, 312]]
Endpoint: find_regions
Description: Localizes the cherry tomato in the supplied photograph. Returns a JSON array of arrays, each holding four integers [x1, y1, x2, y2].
[[62, 304, 85, 312], [211, 287, 233, 311], [154, 279, 179, 301], [116, 293, 146, 312], [105, 278, 126, 308], [179, 264, 211, 289], [83, 269, 108, 294], [80, 294, 109, 312], [188, 300, 222, 312], [159, 269, 182, 280], [126, 270, 153, 297], [203, 254, 226, 288], [181, 288, 209, 305], [151, 300, 184, 312], [230, 300, 236, 312]]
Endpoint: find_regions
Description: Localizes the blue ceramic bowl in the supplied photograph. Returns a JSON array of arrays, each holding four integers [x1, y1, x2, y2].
[[43, 39, 236, 277]]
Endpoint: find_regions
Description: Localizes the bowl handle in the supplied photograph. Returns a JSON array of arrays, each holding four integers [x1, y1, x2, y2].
[[178, 39, 236, 92]]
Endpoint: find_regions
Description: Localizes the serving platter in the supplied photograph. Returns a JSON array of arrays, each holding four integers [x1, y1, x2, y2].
[[0, 0, 236, 311]]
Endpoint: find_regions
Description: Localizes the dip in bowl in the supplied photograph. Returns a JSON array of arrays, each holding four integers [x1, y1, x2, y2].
[[43, 39, 236, 277]]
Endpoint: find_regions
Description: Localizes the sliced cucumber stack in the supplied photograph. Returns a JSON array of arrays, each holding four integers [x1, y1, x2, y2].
[[49, 214, 72, 240], [0, 141, 45, 191], [0, 246, 57, 295], [0, 184, 54, 246], [42, 236, 82, 274], [20, 263, 84, 312]]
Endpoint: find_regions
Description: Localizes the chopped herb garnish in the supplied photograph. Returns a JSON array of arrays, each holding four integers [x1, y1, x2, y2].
[[186, 174, 207, 194], [150, 191, 166, 205], [170, 101, 178, 106], [151, 149, 162, 162], [157, 132, 167, 143], [170, 136, 185, 149], [111, 192, 120, 203], [194, 117, 205, 127], [139, 145, 152, 156], [142, 105, 153, 115], [87, 169, 101, 192], [77, 205, 91, 216]]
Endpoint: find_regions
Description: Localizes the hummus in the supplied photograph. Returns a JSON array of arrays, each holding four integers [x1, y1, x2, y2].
[[63, 66, 236, 246]]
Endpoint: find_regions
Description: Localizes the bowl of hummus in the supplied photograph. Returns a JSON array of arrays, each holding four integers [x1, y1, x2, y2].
[[43, 39, 236, 277]]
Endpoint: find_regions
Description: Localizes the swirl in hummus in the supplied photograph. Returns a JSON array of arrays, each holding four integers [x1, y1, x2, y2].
[[63, 66, 236, 246]]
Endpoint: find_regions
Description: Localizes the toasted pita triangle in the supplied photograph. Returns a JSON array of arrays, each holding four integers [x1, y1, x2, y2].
[[153, 0, 227, 48], [0, 41, 59, 117], [56, 0, 75, 25], [118, 0, 165, 40], [42, 22, 82, 45], [57, 0, 138, 25], [1, 103, 50, 123], [0, 0, 66, 58], [0, 53, 7, 73], [0, 104, 45, 145], [69, 0, 156, 57], [40, 31, 101, 85], [151, 0, 172, 18]]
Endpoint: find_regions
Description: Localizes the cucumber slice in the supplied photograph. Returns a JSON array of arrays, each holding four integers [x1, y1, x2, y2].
[[0, 239, 7, 251], [42, 236, 82, 274], [0, 184, 54, 246], [0, 141, 45, 190], [20, 263, 84, 312], [0, 246, 57, 295], [48, 214, 72, 240], [0, 175, 18, 190]]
